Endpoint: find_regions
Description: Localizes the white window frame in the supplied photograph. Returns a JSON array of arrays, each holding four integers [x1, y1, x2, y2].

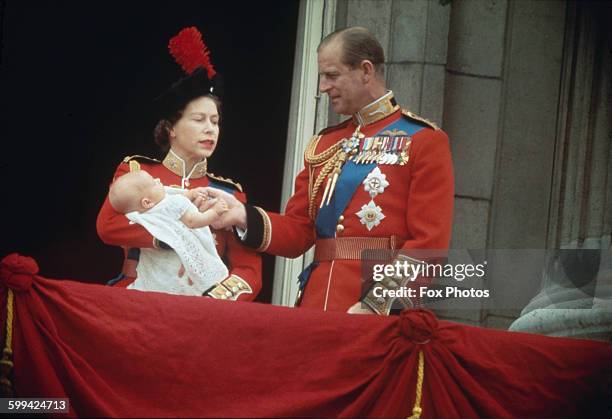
[[271, 0, 337, 306]]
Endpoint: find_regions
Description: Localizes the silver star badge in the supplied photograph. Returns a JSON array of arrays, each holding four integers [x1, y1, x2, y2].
[[356, 200, 385, 231], [363, 167, 389, 198], [342, 136, 360, 153]]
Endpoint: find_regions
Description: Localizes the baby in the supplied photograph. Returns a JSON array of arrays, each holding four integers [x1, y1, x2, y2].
[[108, 170, 229, 296]]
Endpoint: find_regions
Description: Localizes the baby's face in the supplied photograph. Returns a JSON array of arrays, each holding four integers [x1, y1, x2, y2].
[[136, 171, 165, 207]]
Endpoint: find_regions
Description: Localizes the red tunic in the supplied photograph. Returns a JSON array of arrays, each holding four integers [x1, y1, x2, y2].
[[247, 103, 453, 311], [96, 157, 262, 301]]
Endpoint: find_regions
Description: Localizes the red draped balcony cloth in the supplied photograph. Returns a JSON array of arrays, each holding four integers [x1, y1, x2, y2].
[[1, 253, 610, 418]]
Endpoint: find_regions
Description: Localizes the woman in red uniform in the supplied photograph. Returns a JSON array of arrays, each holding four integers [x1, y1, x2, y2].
[[96, 27, 261, 301]]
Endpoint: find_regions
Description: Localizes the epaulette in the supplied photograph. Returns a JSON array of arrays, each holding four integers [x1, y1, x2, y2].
[[401, 109, 440, 131], [317, 117, 352, 135], [122, 155, 161, 172], [207, 172, 243, 193], [122, 155, 161, 164]]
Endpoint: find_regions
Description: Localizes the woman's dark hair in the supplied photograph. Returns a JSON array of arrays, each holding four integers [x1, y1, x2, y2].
[[154, 94, 222, 152]]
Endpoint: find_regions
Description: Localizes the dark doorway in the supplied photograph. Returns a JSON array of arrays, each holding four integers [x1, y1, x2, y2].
[[0, 1, 299, 303]]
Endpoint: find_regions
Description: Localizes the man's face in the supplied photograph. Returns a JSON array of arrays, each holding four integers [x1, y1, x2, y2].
[[318, 41, 369, 115]]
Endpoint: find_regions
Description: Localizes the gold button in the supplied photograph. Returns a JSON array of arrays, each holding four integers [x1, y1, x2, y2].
[[338, 215, 345, 222], [336, 224, 345, 233]]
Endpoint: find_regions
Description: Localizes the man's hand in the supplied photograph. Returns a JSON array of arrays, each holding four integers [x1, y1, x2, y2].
[[204, 188, 247, 230], [347, 302, 376, 315]]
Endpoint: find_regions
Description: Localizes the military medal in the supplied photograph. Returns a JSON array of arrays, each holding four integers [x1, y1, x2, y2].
[[316, 124, 410, 220], [356, 201, 385, 231], [356, 166, 391, 231], [398, 139, 411, 165], [349, 135, 412, 165], [363, 167, 389, 198]]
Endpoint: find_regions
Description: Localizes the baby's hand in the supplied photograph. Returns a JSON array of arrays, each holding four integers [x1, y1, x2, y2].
[[185, 188, 208, 201], [212, 198, 228, 216]]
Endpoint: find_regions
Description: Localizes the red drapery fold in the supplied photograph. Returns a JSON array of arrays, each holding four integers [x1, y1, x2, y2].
[[1, 254, 610, 418]]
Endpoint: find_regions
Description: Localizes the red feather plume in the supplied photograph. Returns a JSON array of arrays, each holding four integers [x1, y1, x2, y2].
[[168, 27, 216, 79]]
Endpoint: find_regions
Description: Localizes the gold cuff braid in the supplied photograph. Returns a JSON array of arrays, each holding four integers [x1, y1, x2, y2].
[[362, 254, 426, 315], [254, 206, 272, 252], [206, 275, 253, 300]]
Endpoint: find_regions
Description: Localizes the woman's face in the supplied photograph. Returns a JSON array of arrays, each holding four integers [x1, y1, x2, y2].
[[169, 96, 220, 161]]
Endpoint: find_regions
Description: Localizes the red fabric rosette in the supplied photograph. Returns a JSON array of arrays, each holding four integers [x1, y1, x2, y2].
[[0, 253, 38, 291]]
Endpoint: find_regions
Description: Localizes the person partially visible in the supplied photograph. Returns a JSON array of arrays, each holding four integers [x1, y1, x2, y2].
[[206, 26, 454, 314], [107, 170, 230, 296], [97, 27, 261, 301]]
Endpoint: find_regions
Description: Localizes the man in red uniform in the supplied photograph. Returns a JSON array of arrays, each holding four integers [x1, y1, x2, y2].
[[208, 26, 453, 313]]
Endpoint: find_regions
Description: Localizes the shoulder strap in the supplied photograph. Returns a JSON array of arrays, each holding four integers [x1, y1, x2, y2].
[[207, 173, 243, 193], [400, 109, 439, 131]]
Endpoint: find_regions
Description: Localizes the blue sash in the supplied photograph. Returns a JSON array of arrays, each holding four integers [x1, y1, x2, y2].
[[315, 161, 376, 238]]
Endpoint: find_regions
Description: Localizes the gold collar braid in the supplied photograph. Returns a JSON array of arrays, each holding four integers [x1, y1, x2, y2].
[[162, 151, 208, 179], [353, 91, 399, 126]]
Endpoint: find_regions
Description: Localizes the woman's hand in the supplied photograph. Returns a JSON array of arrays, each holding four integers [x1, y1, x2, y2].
[[204, 188, 247, 230]]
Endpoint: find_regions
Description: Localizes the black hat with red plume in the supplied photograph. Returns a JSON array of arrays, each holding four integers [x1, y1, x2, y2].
[[155, 27, 222, 119]]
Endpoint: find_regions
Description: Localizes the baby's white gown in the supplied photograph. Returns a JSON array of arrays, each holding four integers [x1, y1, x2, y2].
[[125, 188, 228, 296]]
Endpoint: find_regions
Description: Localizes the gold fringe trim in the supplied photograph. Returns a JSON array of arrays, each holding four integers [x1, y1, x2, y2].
[[0, 289, 15, 396], [407, 350, 425, 419]]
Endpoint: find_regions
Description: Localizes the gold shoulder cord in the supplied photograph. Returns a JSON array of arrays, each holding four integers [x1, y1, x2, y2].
[[304, 135, 343, 220]]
